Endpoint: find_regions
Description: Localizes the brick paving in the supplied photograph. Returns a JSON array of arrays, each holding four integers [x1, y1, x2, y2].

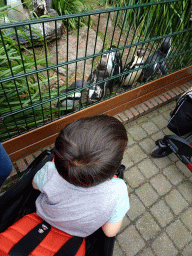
[[1, 81, 192, 255]]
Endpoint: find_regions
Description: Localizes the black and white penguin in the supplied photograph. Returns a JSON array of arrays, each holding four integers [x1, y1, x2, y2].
[[142, 36, 171, 82], [59, 80, 89, 111], [33, 0, 51, 17], [87, 46, 122, 103], [121, 49, 145, 86]]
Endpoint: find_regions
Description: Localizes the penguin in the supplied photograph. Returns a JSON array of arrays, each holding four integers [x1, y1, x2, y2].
[[121, 49, 145, 86], [105, 45, 122, 94], [142, 36, 171, 82], [87, 46, 122, 103], [59, 80, 89, 111], [33, 0, 50, 17], [87, 61, 110, 104]]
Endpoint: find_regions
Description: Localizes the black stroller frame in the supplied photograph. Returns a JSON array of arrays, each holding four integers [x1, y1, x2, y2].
[[151, 88, 192, 172]]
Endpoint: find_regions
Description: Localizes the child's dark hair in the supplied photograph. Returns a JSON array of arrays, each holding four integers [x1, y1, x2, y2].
[[54, 115, 128, 187]]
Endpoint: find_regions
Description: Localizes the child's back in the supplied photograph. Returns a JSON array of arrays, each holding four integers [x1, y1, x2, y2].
[[33, 115, 129, 238]]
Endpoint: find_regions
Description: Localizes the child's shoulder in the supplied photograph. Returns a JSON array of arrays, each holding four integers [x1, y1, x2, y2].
[[110, 177, 127, 194], [110, 177, 126, 185]]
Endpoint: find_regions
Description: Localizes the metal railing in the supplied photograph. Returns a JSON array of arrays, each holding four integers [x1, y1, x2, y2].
[[0, 0, 191, 141]]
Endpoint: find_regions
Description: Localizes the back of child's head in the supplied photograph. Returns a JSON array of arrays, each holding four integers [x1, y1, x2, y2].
[[54, 115, 128, 187]]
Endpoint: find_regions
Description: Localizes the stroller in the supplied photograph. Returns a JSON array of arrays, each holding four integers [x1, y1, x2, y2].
[[151, 87, 192, 171], [0, 149, 124, 256]]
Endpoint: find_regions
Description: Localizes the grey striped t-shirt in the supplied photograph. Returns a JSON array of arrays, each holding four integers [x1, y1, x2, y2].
[[33, 162, 129, 237]]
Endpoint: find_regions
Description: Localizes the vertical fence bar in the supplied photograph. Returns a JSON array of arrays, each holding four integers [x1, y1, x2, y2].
[[14, 26, 37, 128], [42, 21, 52, 122], [28, 23, 45, 123], [55, 20, 60, 119]]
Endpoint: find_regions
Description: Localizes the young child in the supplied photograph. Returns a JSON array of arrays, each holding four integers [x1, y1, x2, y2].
[[32, 115, 129, 252]]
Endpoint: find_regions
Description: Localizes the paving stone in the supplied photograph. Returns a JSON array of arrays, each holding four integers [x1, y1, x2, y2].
[[165, 189, 188, 215], [150, 174, 172, 196], [148, 110, 159, 119], [168, 153, 178, 162], [124, 166, 146, 188], [162, 110, 171, 121], [126, 145, 147, 164], [138, 247, 155, 256], [15, 158, 27, 172], [113, 241, 124, 256], [138, 159, 159, 179], [135, 183, 159, 207], [181, 208, 192, 232], [163, 164, 185, 185], [25, 154, 35, 166], [150, 200, 174, 227], [151, 131, 165, 142], [178, 181, 192, 203], [127, 184, 134, 194], [136, 212, 160, 241], [151, 114, 168, 129], [163, 127, 175, 136], [166, 220, 192, 249], [127, 125, 147, 142], [33, 150, 43, 158], [167, 101, 176, 110], [176, 161, 192, 178], [152, 232, 178, 256], [120, 215, 130, 233], [152, 156, 171, 169], [9, 166, 17, 177], [117, 225, 145, 256], [139, 138, 155, 155], [121, 150, 134, 169], [127, 194, 145, 221], [141, 121, 159, 135], [182, 241, 192, 256], [126, 135, 135, 146], [159, 104, 171, 114], [137, 116, 149, 125]]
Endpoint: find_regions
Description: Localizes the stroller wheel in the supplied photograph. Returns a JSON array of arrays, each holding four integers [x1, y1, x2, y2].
[[151, 145, 172, 158]]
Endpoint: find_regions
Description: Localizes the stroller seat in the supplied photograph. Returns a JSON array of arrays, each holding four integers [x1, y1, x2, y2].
[[0, 149, 122, 256]]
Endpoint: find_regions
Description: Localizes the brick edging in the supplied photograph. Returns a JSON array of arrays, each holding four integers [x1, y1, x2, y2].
[[115, 82, 192, 124]]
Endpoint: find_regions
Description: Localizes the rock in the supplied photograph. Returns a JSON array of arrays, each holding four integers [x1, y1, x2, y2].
[[0, 9, 63, 47]]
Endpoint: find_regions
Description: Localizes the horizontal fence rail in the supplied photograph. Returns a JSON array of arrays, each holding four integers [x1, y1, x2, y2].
[[0, 0, 191, 143]]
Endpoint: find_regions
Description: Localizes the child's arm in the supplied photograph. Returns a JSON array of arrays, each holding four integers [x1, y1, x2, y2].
[[32, 181, 39, 190], [102, 219, 123, 237], [32, 162, 52, 191]]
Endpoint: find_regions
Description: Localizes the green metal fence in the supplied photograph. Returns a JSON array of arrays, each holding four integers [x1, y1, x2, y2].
[[0, 0, 191, 141]]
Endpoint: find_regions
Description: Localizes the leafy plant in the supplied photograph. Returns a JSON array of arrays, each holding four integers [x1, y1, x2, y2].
[[52, 0, 87, 29], [0, 4, 66, 140]]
